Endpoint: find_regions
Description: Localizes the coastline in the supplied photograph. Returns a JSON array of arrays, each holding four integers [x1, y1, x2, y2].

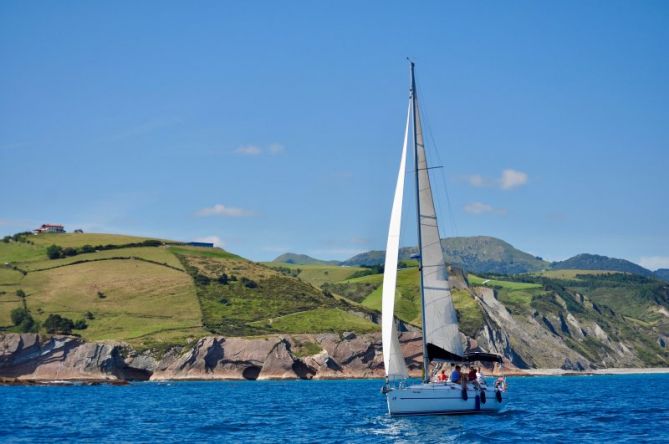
[[3, 368, 669, 386]]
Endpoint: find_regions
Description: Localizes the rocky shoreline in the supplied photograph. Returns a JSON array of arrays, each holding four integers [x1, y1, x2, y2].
[[1, 333, 666, 385]]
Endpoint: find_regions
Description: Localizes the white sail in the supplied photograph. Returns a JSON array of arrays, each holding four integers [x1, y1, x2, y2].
[[381, 100, 412, 380], [413, 83, 464, 361]]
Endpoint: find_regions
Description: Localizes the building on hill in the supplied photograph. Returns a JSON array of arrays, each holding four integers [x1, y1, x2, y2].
[[33, 224, 65, 234], [187, 241, 214, 248]]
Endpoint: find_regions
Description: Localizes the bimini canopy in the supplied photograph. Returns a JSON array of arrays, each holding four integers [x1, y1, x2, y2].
[[463, 352, 503, 364]]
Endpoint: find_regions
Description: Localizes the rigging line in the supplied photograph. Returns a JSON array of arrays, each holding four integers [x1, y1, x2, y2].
[[414, 82, 460, 240]]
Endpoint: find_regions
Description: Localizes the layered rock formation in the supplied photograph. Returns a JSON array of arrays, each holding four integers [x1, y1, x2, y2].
[[0, 332, 424, 383]]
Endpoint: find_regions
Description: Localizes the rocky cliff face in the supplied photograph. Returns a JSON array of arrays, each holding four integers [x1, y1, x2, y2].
[[0, 332, 423, 383], [468, 286, 649, 370]]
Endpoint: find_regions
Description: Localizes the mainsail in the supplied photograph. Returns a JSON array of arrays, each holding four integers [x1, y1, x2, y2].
[[411, 66, 464, 365], [381, 101, 411, 380]]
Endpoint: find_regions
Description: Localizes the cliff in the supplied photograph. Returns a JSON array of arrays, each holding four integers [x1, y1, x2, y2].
[[0, 333, 424, 383]]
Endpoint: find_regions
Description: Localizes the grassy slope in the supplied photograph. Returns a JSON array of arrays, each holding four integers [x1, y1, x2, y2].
[[178, 252, 378, 335], [0, 236, 380, 342], [249, 308, 378, 334], [355, 267, 484, 333], [262, 262, 365, 287], [22, 260, 206, 343], [21, 247, 184, 272], [29, 232, 158, 248]]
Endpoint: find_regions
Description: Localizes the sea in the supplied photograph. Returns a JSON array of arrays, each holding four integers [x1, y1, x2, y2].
[[1, 374, 668, 443]]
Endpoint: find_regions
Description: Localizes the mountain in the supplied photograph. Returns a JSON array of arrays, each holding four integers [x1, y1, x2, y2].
[[342, 236, 549, 275], [551, 253, 653, 277], [655, 269, 669, 282], [272, 253, 339, 266]]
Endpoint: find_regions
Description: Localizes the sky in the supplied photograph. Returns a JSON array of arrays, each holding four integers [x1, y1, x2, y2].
[[1, 1, 668, 268]]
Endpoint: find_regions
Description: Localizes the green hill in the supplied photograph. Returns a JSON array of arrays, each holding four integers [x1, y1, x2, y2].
[[655, 269, 669, 282], [0, 232, 378, 348], [272, 253, 339, 265], [341, 236, 549, 274], [551, 253, 653, 277]]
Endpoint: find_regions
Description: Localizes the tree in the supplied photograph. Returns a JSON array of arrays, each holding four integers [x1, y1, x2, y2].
[[43, 314, 74, 334], [46, 244, 64, 259], [73, 319, 88, 330], [11, 307, 29, 325], [10, 308, 35, 333], [62, 247, 77, 257], [16, 289, 26, 298]]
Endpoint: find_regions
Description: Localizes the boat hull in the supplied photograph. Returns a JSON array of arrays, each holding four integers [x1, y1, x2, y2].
[[386, 382, 505, 415]]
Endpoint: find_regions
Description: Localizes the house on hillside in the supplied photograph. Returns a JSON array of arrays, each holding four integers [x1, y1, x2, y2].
[[33, 224, 65, 234]]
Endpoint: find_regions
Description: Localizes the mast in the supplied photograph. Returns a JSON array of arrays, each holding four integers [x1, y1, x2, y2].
[[410, 61, 430, 383]]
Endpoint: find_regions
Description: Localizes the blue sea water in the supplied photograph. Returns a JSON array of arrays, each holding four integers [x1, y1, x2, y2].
[[1, 374, 669, 443]]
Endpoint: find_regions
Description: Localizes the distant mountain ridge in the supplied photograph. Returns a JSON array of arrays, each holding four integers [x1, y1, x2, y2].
[[273, 236, 666, 280], [339, 236, 549, 275], [551, 253, 653, 277], [271, 253, 339, 266]]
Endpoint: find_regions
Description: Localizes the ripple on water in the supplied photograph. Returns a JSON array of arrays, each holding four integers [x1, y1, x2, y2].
[[1, 375, 669, 443]]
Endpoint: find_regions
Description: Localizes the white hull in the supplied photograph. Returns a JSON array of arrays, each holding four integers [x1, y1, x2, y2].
[[386, 382, 505, 415]]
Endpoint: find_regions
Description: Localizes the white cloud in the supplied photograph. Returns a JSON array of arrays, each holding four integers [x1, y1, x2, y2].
[[268, 143, 285, 155], [464, 202, 507, 215], [196, 204, 254, 217], [234, 143, 285, 156], [463, 169, 528, 190], [638, 256, 669, 271], [500, 169, 528, 190], [466, 174, 488, 188], [194, 235, 224, 248], [235, 145, 262, 156]]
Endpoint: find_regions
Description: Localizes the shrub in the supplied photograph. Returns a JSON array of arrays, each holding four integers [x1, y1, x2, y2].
[[97, 291, 106, 299], [73, 319, 88, 330], [140, 239, 163, 247], [79, 244, 95, 254], [240, 277, 258, 289], [84, 311, 95, 320], [46, 244, 64, 259], [195, 274, 211, 285], [16, 289, 26, 299], [217, 273, 229, 285], [44, 314, 74, 334], [62, 247, 77, 257]]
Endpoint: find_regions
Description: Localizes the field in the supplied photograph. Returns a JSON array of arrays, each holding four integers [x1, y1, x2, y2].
[[262, 263, 366, 287], [29, 232, 159, 249], [18, 259, 206, 345], [468, 274, 542, 290], [20, 247, 184, 272], [249, 308, 379, 334]]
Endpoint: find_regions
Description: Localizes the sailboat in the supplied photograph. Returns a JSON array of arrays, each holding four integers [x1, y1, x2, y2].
[[381, 61, 506, 415]]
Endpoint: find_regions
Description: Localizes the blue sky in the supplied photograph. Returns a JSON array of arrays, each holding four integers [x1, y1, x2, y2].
[[1, 1, 668, 268]]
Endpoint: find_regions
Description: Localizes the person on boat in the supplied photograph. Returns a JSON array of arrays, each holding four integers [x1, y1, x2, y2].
[[476, 367, 485, 385], [436, 369, 447, 382], [467, 367, 481, 390], [450, 365, 461, 384]]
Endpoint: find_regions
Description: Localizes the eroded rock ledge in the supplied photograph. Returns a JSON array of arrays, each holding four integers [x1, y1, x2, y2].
[[0, 333, 424, 383]]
